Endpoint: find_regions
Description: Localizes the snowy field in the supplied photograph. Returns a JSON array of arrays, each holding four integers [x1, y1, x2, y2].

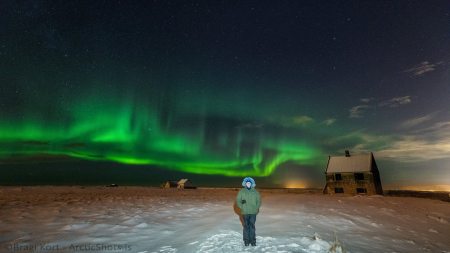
[[0, 187, 449, 253]]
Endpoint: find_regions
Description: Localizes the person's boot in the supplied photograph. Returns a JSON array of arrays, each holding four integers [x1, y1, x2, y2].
[[244, 240, 249, 246], [251, 241, 256, 246]]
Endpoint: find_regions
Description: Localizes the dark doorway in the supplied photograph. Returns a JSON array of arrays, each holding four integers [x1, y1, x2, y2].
[[334, 187, 344, 193], [356, 188, 367, 194]]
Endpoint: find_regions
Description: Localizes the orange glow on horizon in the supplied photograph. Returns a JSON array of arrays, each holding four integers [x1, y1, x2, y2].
[[388, 184, 450, 192], [284, 180, 307, 189]]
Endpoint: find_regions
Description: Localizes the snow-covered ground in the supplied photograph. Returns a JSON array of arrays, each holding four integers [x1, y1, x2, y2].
[[0, 187, 449, 253]]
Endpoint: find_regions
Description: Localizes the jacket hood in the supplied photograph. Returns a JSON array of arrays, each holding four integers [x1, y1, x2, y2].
[[242, 177, 256, 188]]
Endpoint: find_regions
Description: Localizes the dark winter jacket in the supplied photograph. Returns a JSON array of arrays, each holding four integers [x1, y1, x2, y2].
[[236, 177, 261, 215]]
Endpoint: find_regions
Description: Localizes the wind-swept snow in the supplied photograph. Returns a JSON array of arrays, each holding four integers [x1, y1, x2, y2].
[[0, 187, 449, 252]]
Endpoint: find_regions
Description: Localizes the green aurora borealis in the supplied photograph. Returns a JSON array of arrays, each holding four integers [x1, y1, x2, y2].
[[1, 1, 450, 188], [0, 85, 323, 178]]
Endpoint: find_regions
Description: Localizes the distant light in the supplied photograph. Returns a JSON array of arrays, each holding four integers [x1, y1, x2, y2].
[[284, 180, 307, 189], [396, 185, 450, 192]]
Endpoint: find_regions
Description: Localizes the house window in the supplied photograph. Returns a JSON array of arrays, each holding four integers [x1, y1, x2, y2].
[[354, 173, 364, 181], [335, 173, 342, 181], [356, 188, 367, 194], [334, 187, 344, 193]]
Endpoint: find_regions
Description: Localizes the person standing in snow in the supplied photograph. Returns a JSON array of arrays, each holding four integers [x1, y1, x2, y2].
[[236, 177, 261, 246]]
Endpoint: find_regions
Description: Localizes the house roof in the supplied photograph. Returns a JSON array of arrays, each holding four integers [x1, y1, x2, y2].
[[178, 179, 189, 184], [326, 153, 373, 173]]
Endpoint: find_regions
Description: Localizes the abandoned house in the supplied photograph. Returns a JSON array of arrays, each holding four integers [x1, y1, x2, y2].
[[323, 150, 383, 195]]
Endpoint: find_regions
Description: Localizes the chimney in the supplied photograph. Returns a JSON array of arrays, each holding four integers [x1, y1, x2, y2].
[[345, 150, 350, 157]]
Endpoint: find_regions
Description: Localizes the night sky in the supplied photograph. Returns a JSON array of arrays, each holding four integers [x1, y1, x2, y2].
[[1, 1, 449, 189]]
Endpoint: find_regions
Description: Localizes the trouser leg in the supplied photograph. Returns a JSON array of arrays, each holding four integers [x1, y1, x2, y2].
[[243, 214, 250, 243], [249, 214, 256, 244]]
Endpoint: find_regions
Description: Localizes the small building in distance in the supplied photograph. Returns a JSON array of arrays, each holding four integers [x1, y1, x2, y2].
[[162, 179, 197, 189], [323, 150, 383, 195], [177, 179, 197, 189], [162, 180, 179, 188]]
